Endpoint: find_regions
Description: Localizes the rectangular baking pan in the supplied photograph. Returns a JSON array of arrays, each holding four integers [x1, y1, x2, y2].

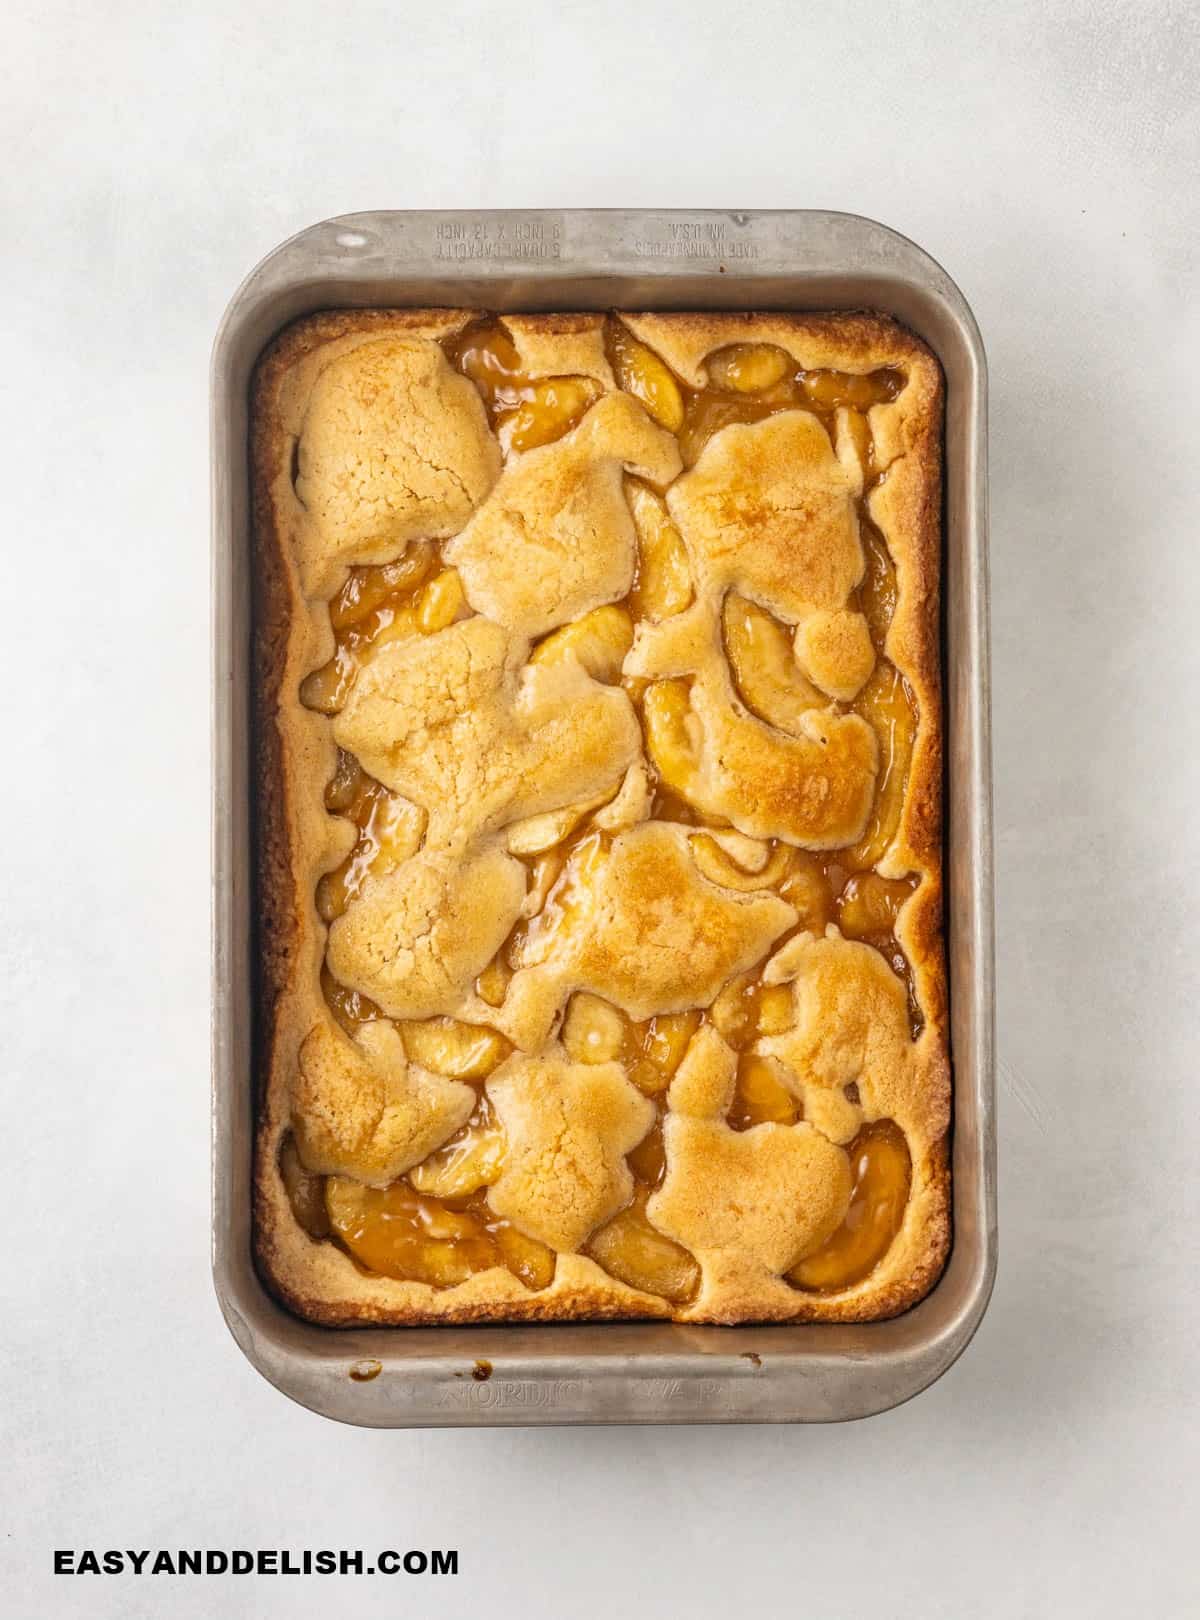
[[212, 209, 994, 1425]]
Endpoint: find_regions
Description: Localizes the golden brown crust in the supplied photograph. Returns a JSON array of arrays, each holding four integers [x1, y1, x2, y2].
[[252, 308, 949, 1328]]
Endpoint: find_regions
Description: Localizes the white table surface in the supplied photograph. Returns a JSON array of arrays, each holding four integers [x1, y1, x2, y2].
[[5, 1, 1197, 1615]]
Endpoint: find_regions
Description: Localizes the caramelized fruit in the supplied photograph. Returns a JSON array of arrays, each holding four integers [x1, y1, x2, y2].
[[408, 1097, 506, 1198], [607, 324, 685, 431], [728, 1054, 800, 1130], [723, 594, 824, 734], [778, 849, 839, 932], [788, 1119, 911, 1292], [505, 831, 607, 969], [709, 971, 775, 1051], [563, 993, 700, 1098], [705, 343, 791, 393], [837, 873, 917, 938], [415, 567, 467, 633], [474, 955, 512, 1008], [317, 757, 423, 923], [331, 544, 435, 630], [400, 1017, 510, 1080], [530, 604, 634, 683], [562, 992, 628, 1064], [449, 317, 599, 451], [846, 663, 918, 870], [499, 378, 600, 454], [450, 318, 525, 406], [491, 1222, 558, 1291], [678, 394, 779, 467], [676, 360, 904, 465], [280, 1135, 330, 1239], [627, 1114, 666, 1187], [320, 964, 382, 1033], [800, 366, 904, 415], [325, 1177, 554, 1291], [641, 678, 700, 799], [627, 480, 693, 620], [857, 518, 898, 652], [586, 1187, 700, 1303], [300, 544, 439, 714], [625, 1010, 701, 1095], [707, 968, 800, 1054]]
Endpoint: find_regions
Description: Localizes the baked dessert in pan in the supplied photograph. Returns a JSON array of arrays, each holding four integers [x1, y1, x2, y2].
[[252, 307, 949, 1326]]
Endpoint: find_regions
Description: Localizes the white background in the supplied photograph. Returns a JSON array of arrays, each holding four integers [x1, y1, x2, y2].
[[4, 1, 1197, 1615]]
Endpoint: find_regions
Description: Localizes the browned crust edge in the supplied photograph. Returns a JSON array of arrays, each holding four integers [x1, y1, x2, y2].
[[250, 308, 949, 1328]]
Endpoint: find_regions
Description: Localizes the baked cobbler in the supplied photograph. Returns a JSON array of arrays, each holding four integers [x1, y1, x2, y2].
[[252, 309, 948, 1325]]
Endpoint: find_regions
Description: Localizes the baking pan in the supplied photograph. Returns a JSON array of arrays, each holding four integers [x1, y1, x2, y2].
[[211, 209, 994, 1425]]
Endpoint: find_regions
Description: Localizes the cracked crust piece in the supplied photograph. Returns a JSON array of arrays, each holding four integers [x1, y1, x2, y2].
[[253, 308, 949, 1328]]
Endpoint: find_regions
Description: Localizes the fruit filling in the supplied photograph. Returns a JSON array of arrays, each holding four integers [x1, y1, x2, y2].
[[788, 1120, 912, 1293], [316, 752, 425, 924], [585, 1187, 700, 1305], [449, 318, 602, 452], [325, 1176, 555, 1292], [299, 543, 462, 714]]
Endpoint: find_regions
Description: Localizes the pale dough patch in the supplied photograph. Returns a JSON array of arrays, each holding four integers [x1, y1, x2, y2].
[[682, 679, 879, 847], [292, 1019, 476, 1187], [667, 412, 864, 619], [333, 616, 641, 848], [649, 1115, 852, 1275], [295, 337, 500, 577], [793, 609, 876, 701], [325, 845, 526, 1021], [445, 393, 682, 639], [759, 930, 918, 1133], [486, 1047, 655, 1250], [647, 1022, 851, 1274], [500, 822, 795, 1048]]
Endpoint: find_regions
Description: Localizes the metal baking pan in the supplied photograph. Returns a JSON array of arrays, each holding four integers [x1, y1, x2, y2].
[[211, 208, 994, 1425]]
